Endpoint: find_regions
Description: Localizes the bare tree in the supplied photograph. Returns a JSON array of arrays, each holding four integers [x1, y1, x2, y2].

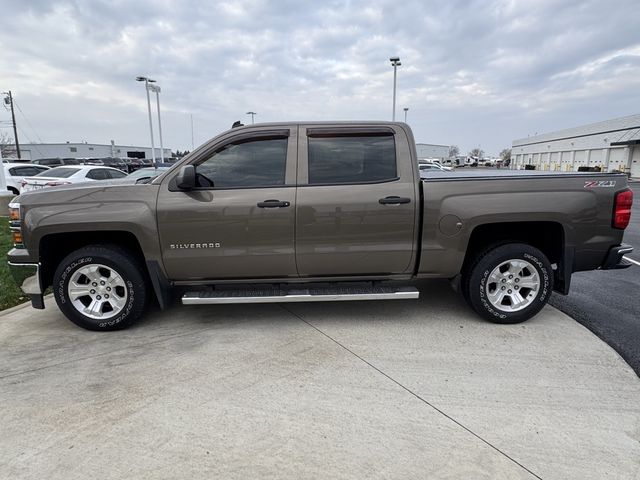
[[448, 145, 459, 159], [468, 147, 484, 159], [500, 148, 511, 166], [0, 131, 17, 158], [500, 148, 511, 161]]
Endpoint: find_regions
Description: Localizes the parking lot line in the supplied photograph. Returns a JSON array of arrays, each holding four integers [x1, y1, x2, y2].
[[623, 256, 640, 266]]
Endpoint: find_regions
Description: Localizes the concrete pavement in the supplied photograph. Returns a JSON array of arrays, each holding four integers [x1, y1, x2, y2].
[[1, 280, 639, 480]]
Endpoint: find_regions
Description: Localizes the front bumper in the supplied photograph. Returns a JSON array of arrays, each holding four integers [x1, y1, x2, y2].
[[7, 262, 44, 309], [601, 244, 634, 270]]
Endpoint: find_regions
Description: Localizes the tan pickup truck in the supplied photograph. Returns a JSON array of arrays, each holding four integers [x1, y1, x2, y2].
[[7, 122, 634, 330]]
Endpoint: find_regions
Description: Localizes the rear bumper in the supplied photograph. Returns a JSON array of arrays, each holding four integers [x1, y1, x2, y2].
[[601, 244, 634, 270], [7, 261, 44, 309]]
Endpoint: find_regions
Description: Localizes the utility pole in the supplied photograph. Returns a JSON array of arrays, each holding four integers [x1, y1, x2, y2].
[[4, 91, 21, 159], [246, 111, 256, 124]]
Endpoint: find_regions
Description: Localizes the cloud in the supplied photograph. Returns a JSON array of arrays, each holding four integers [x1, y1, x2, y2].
[[1, 0, 639, 155]]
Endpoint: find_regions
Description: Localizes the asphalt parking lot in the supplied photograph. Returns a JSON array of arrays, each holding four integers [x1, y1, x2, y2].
[[551, 181, 640, 375], [1, 280, 639, 480]]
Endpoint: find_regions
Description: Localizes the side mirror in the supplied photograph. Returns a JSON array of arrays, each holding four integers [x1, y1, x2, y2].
[[175, 165, 196, 190]]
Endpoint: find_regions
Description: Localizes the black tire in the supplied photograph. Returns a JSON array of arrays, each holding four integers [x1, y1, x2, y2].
[[53, 244, 147, 331], [463, 243, 553, 324]]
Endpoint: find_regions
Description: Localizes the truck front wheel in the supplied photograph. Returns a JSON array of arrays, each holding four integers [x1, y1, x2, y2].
[[463, 243, 553, 324], [53, 245, 147, 331]]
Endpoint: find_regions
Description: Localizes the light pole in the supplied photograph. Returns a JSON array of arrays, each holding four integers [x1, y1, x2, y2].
[[136, 76, 156, 166], [246, 111, 256, 124], [403, 107, 409, 122], [148, 83, 164, 163], [389, 57, 401, 121]]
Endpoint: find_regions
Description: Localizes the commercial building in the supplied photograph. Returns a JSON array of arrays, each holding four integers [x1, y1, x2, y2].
[[511, 113, 640, 177], [5, 141, 171, 161], [416, 143, 449, 160]]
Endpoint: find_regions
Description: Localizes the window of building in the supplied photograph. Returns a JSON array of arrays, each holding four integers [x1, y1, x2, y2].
[[307, 134, 396, 185], [69, 147, 77, 152], [196, 137, 288, 188]]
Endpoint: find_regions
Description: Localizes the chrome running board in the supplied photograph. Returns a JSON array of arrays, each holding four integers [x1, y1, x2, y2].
[[182, 286, 419, 305]]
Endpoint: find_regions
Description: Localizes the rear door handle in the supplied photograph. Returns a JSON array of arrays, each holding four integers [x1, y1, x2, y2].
[[257, 199, 290, 208], [379, 196, 411, 205]]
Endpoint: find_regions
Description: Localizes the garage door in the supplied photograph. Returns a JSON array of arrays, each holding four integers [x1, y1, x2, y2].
[[632, 147, 640, 177], [608, 148, 625, 172], [561, 151, 573, 171], [589, 149, 603, 167], [574, 150, 587, 169], [550, 152, 560, 170], [532, 153, 540, 167]]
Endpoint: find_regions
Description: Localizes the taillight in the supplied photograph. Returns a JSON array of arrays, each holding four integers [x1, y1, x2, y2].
[[613, 189, 633, 229], [45, 181, 71, 187]]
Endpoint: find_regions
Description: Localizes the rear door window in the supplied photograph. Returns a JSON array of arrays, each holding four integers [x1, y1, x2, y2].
[[86, 169, 109, 180], [307, 134, 396, 185], [106, 169, 127, 179]]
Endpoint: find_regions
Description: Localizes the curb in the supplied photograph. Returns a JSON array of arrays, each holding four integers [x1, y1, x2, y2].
[[0, 294, 53, 317]]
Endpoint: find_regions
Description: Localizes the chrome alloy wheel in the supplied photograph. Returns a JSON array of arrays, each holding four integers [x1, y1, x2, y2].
[[67, 264, 128, 320], [485, 259, 540, 312]]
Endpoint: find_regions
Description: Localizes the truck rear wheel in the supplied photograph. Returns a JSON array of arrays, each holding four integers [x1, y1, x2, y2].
[[53, 245, 147, 331], [463, 243, 553, 324]]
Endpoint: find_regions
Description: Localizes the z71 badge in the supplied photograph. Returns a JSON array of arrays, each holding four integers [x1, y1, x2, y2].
[[584, 180, 616, 188]]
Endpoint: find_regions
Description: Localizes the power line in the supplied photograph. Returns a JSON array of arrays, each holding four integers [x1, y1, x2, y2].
[[14, 100, 44, 143], [16, 124, 46, 159]]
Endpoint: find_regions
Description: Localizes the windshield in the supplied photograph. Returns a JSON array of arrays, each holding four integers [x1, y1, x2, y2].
[[35, 167, 80, 178]]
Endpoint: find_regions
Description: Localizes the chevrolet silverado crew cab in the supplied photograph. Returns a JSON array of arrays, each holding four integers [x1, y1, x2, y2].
[[7, 122, 634, 331]]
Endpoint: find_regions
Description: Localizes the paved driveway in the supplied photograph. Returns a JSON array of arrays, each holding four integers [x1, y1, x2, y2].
[[1, 280, 639, 480]]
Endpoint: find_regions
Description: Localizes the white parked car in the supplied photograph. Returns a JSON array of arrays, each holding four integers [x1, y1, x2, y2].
[[419, 161, 453, 172], [20, 165, 127, 192], [4, 163, 51, 194]]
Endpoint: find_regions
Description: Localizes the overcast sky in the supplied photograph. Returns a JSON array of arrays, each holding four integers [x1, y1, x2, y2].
[[1, 0, 640, 155]]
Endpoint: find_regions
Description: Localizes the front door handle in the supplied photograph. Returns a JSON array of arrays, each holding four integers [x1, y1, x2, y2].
[[379, 196, 411, 205], [257, 199, 290, 208]]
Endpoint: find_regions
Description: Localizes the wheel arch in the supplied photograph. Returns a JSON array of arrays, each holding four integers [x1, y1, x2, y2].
[[461, 221, 569, 293], [39, 231, 170, 308]]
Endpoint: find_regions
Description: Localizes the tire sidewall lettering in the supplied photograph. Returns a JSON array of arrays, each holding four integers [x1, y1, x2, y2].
[[57, 256, 133, 327], [473, 248, 552, 322], [479, 269, 507, 319], [58, 256, 93, 305]]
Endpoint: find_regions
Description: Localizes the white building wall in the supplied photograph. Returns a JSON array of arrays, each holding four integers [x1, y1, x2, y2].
[[9, 143, 171, 161], [415, 143, 449, 160], [511, 113, 640, 174]]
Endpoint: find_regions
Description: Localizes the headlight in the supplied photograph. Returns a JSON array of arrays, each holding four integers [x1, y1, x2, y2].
[[8, 201, 20, 221], [8, 201, 24, 248]]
